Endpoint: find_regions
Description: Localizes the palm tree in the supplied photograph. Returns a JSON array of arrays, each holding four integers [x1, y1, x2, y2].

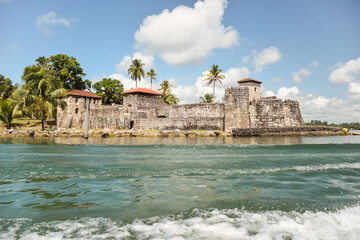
[[203, 65, 225, 96], [16, 65, 67, 131], [199, 93, 215, 103], [0, 100, 16, 129], [127, 59, 145, 88], [146, 69, 158, 89], [158, 80, 172, 95]]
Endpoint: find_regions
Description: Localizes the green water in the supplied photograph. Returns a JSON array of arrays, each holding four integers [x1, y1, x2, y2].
[[0, 136, 359, 239]]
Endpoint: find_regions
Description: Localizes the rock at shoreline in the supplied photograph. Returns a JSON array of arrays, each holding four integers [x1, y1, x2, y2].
[[27, 130, 35, 137]]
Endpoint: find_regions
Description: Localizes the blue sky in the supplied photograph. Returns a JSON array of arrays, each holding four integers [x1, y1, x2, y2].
[[1, 0, 360, 123]]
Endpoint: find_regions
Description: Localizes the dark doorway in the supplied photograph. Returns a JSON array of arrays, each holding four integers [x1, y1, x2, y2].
[[130, 121, 134, 129]]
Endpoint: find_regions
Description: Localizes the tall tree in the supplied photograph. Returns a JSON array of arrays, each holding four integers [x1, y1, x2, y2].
[[93, 78, 124, 105], [199, 93, 215, 103], [158, 80, 172, 96], [49, 54, 87, 90], [127, 59, 145, 88], [0, 74, 15, 100], [203, 65, 225, 96], [146, 69, 158, 89], [0, 100, 17, 129], [17, 64, 67, 131], [158, 80, 179, 105]]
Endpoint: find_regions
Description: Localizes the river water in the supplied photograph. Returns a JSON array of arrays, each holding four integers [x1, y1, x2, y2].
[[0, 135, 359, 239]]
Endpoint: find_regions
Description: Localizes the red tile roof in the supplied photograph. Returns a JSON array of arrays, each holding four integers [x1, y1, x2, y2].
[[237, 78, 262, 84], [67, 90, 102, 99], [122, 87, 162, 96]]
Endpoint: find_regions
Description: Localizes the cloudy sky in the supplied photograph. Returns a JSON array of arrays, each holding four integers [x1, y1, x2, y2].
[[1, 0, 359, 123]]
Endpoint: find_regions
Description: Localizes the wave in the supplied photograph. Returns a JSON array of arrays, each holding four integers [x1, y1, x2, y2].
[[175, 162, 360, 176], [1, 206, 359, 240]]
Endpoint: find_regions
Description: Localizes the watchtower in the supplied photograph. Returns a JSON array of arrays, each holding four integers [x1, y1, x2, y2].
[[237, 78, 262, 101]]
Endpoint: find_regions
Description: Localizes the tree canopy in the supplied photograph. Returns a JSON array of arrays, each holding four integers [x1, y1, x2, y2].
[[128, 59, 145, 88], [17, 61, 67, 130], [158, 80, 179, 105], [146, 69, 158, 89], [93, 78, 124, 105], [199, 93, 215, 103], [48, 54, 87, 90], [203, 65, 225, 96], [0, 74, 16, 100]]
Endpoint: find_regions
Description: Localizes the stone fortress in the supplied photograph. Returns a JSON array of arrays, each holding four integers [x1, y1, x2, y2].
[[57, 78, 305, 133]]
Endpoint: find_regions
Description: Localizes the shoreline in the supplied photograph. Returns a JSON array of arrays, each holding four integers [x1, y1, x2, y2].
[[0, 126, 344, 138]]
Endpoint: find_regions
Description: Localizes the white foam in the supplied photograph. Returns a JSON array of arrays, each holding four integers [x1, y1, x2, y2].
[[1, 206, 359, 240], [173, 162, 360, 176]]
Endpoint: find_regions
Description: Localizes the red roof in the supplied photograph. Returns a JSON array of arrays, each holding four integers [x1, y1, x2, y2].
[[67, 90, 102, 99], [237, 78, 262, 84], [122, 87, 162, 96]]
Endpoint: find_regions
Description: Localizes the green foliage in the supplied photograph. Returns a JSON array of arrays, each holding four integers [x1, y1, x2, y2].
[[127, 59, 145, 88], [17, 62, 67, 130], [163, 93, 179, 105], [158, 80, 172, 96], [203, 65, 225, 96], [306, 120, 360, 130], [158, 80, 179, 105], [48, 54, 87, 90], [93, 78, 124, 105], [199, 93, 215, 103], [0, 74, 16, 100], [24, 54, 87, 91], [146, 69, 158, 89], [0, 100, 16, 129]]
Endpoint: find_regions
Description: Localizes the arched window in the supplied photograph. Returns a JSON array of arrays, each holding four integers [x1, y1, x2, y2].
[[75, 108, 79, 114], [254, 87, 256, 91]]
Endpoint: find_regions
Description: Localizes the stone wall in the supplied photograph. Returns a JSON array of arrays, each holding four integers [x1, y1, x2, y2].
[[249, 99, 304, 128], [57, 96, 101, 129], [233, 126, 342, 136], [223, 87, 251, 131], [134, 117, 224, 130]]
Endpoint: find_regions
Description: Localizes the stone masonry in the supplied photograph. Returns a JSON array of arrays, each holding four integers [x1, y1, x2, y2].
[[57, 78, 304, 132]]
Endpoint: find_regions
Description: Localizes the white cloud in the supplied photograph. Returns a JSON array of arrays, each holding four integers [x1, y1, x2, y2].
[[252, 46, 282, 72], [36, 11, 72, 35], [134, 0, 239, 66], [292, 68, 311, 83], [329, 57, 360, 83], [116, 52, 154, 74], [349, 82, 360, 94], [271, 86, 360, 123], [348, 82, 360, 100], [276, 86, 300, 99], [109, 72, 156, 90], [264, 90, 275, 97]]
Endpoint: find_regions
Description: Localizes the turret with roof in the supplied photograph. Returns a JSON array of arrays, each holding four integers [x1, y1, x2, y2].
[[122, 87, 163, 108], [237, 78, 262, 100]]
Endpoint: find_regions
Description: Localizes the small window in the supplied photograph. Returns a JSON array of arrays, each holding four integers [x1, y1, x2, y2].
[[254, 87, 256, 91], [128, 104, 132, 107], [75, 98, 78, 103], [75, 108, 79, 114], [93, 99, 96, 104], [157, 115, 166, 118]]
